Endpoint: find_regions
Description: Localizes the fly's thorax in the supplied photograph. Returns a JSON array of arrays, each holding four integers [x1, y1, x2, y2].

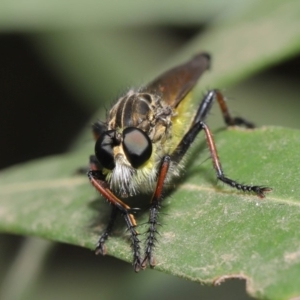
[[108, 89, 175, 144]]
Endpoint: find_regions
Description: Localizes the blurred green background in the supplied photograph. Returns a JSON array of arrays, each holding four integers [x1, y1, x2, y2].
[[1, 0, 300, 299]]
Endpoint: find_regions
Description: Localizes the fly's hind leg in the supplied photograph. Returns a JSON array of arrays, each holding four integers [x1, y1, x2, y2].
[[172, 90, 272, 197]]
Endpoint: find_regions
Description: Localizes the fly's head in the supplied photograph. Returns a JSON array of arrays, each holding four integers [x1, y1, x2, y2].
[[94, 89, 177, 197], [94, 125, 153, 197], [95, 127, 153, 171]]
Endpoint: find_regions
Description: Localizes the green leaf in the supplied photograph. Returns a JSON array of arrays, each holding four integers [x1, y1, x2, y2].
[[1, 127, 300, 300], [1, 1, 300, 299]]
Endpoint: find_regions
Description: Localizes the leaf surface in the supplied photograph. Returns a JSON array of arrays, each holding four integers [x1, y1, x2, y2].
[[1, 127, 299, 299]]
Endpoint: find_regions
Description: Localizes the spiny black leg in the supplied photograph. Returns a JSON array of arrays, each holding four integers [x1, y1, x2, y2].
[[143, 202, 160, 268], [199, 121, 271, 197], [143, 156, 170, 268], [95, 206, 118, 256], [122, 212, 142, 272], [192, 89, 255, 128], [171, 121, 271, 197], [219, 176, 270, 198], [170, 88, 271, 197], [88, 170, 142, 272]]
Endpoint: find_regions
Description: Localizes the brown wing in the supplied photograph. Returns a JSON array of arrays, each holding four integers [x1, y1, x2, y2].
[[143, 53, 211, 108]]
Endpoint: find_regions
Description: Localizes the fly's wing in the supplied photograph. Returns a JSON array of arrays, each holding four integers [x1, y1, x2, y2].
[[143, 53, 211, 108]]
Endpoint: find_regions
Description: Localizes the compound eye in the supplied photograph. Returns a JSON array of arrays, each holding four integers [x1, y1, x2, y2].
[[123, 127, 152, 169], [95, 130, 117, 170]]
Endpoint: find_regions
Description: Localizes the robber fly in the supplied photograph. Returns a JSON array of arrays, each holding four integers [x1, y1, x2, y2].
[[88, 53, 271, 272]]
